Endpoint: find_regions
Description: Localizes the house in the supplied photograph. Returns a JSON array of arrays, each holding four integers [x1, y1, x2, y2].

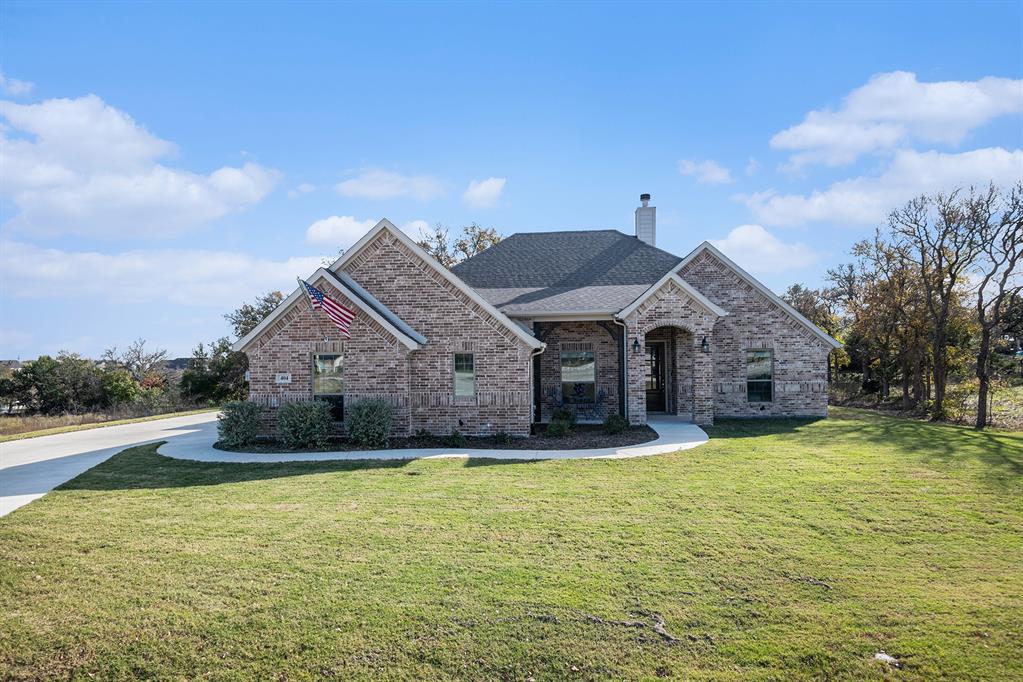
[[233, 194, 841, 436]]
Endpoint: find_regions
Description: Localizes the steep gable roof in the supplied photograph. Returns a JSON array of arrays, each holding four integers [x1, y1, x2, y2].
[[618, 272, 728, 320], [328, 220, 544, 350], [451, 230, 681, 314], [678, 242, 842, 349]]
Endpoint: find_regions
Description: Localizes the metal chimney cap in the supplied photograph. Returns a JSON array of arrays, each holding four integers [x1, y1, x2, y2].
[[640, 193, 651, 201]]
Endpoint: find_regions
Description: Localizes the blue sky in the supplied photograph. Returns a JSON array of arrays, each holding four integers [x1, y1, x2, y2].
[[2, 0, 1022, 359]]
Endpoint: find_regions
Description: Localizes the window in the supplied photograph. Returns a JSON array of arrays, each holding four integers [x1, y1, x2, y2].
[[746, 350, 773, 403], [561, 350, 596, 404], [313, 353, 344, 420], [454, 353, 475, 398]]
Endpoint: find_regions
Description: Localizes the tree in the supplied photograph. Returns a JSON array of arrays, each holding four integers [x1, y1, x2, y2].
[[889, 191, 986, 420], [101, 368, 141, 406], [416, 222, 502, 268], [970, 183, 1023, 429], [180, 338, 249, 404], [225, 291, 284, 339], [102, 338, 168, 383], [18, 353, 105, 414], [0, 369, 33, 413], [782, 283, 843, 382]]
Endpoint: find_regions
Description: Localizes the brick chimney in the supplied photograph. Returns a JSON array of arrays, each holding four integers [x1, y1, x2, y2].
[[635, 193, 655, 246]]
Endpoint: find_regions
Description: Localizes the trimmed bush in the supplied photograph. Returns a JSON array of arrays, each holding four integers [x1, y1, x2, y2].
[[603, 413, 629, 435], [551, 408, 577, 426], [217, 401, 262, 447], [493, 431, 512, 445], [546, 419, 571, 437], [277, 400, 333, 449], [345, 398, 393, 446], [447, 429, 468, 447]]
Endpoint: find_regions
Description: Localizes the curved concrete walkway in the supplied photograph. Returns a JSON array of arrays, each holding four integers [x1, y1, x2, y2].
[[158, 415, 708, 463]]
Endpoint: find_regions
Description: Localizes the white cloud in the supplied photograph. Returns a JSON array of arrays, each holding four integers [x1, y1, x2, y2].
[[0, 70, 33, 96], [745, 157, 760, 176], [287, 182, 315, 199], [710, 224, 823, 275], [0, 240, 323, 306], [771, 71, 1023, 167], [741, 147, 1023, 227], [336, 169, 444, 201], [305, 215, 377, 245], [462, 177, 506, 208], [0, 94, 280, 238], [399, 219, 430, 238], [678, 159, 733, 184]]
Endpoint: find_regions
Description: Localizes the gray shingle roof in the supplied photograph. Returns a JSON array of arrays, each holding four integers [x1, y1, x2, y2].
[[451, 230, 682, 315]]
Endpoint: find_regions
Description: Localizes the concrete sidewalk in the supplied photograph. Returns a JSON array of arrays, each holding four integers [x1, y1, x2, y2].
[[158, 415, 708, 463], [1, 413, 707, 517]]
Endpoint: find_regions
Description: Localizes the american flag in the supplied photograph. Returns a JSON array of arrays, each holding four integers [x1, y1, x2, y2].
[[301, 280, 356, 338]]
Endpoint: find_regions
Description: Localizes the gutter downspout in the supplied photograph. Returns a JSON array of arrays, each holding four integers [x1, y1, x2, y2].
[[530, 331, 547, 424], [613, 316, 628, 420]]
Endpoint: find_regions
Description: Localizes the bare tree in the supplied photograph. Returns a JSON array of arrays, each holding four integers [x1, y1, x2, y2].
[[971, 183, 1023, 429], [102, 338, 168, 382], [889, 192, 984, 420], [417, 222, 502, 268]]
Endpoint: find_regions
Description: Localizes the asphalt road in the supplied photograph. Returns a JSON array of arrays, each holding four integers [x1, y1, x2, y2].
[[0, 412, 218, 517]]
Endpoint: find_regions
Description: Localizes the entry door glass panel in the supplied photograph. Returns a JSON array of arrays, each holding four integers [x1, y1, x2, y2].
[[645, 343, 666, 412]]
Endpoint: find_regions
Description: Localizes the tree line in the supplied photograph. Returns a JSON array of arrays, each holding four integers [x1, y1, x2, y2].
[[782, 183, 1022, 430]]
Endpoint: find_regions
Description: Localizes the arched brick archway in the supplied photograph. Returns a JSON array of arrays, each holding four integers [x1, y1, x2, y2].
[[641, 324, 696, 419]]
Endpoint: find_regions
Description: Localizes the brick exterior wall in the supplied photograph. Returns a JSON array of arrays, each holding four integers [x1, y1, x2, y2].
[[340, 230, 535, 436], [245, 276, 412, 436], [244, 228, 536, 437], [679, 250, 831, 418], [534, 321, 622, 422], [622, 278, 718, 426]]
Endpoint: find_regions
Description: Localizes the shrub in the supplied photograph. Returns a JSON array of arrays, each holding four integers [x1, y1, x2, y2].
[[546, 419, 571, 437], [493, 431, 512, 445], [551, 408, 577, 426], [603, 413, 629, 435], [345, 398, 393, 447], [217, 401, 262, 447], [277, 400, 333, 449], [447, 429, 468, 447]]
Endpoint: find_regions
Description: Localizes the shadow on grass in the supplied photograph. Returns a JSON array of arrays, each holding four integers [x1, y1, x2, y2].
[[709, 408, 1022, 480], [55, 443, 544, 492]]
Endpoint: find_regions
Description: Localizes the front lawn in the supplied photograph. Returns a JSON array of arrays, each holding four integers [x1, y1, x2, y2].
[[1, 408, 1020, 680]]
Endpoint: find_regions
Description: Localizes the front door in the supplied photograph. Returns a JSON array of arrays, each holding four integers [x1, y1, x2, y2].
[[645, 342, 666, 412]]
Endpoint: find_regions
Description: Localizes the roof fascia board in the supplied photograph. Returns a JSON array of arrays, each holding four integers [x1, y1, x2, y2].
[[678, 241, 842, 349]]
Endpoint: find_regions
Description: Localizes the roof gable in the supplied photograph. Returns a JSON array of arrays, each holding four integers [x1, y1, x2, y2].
[[678, 242, 842, 349], [231, 266, 425, 352], [328, 219, 544, 350], [617, 272, 728, 319]]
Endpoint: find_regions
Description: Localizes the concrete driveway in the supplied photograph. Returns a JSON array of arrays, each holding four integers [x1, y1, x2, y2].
[[0, 412, 218, 517]]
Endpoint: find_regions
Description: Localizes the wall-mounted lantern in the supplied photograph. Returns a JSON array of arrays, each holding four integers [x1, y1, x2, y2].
[[632, 337, 642, 354], [700, 336, 710, 353]]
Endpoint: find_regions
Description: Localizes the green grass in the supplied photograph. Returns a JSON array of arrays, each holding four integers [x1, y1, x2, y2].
[[0, 407, 219, 443], [1, 407, 1020, 680]]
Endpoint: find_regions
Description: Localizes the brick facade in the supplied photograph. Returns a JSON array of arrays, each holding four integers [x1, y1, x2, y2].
[[242, 226, 834, 437], [679, 250, 831, 418], [245, 227, 536, 438]]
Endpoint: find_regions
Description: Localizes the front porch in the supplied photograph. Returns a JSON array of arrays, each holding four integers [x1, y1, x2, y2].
[[530, 319, 705, 425]]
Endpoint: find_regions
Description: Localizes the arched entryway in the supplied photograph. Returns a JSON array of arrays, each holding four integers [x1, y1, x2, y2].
[[642, 324, 695, 420]]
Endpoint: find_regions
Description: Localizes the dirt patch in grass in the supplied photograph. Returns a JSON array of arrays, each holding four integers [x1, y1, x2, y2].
[[214, 423, 658, 453]]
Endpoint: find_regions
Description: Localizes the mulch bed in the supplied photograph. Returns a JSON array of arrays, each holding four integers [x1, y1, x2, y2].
[[214, 423, 658, 453]]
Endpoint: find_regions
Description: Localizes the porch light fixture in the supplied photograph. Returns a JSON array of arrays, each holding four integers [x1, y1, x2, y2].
[[632, 337, 641, 354], [700, 336, 710, 353]]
